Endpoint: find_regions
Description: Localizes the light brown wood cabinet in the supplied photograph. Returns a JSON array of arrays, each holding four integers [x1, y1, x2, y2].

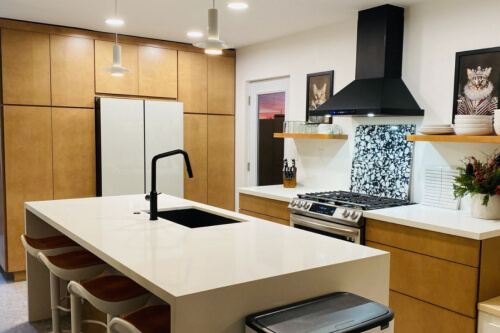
[[0, 18, 236, 276], [138, 46, 177, 98], [2, 106, 54, 273], [178, 51, 208, 114], [366, 219, 500, 333], [207, 115, 235, 210], [50, 35, 95, 108], [52, 108, 96, 200], [208, 56, 235, 115], [184, 114, 208, 204], [95, 40, 139, 96], [239, 193, 290, 226], [1, 29, 51, 106]]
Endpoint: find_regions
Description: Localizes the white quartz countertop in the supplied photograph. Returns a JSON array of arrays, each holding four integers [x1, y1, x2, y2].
[[25, 194, 386, 300], [239, 185, 331, 202], [365, 204, 500, 240]]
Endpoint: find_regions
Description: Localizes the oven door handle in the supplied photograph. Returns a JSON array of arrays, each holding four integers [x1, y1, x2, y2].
[[291, 217, 359, 237]]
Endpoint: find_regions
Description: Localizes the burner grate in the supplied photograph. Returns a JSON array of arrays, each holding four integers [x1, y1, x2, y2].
[[298, 191, 412, 210]]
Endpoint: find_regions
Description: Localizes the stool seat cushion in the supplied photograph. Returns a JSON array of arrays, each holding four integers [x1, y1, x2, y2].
[[82, 276, 149, 302], [46, 251, 105, 270], [24, 234, 78, 250], [123, 305, 171, 333]]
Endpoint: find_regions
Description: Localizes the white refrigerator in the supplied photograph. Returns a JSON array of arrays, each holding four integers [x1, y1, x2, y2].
[[96, 97, 184, 197]]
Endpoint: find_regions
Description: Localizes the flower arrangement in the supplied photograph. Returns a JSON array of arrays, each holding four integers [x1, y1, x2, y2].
[[454, 151, 500, 206]]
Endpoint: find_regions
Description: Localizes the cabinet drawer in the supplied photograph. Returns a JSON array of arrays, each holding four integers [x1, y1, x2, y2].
[[390, 291, 476, 333], [367, 241, 478, 317], [239, 209, 290, 226], [239, 194, 290, 221], [366, 219, 480, 267]]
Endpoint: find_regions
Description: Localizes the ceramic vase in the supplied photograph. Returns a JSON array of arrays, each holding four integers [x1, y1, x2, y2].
[[471, 194, 500, 220]]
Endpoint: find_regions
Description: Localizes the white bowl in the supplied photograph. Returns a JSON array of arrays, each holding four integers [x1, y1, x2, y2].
[[455, 118, 493, 125], [455, 127, 493, 136], [495, 122, 500, 135], [455, 115, 493, 119], [454, 124, 493, 129]]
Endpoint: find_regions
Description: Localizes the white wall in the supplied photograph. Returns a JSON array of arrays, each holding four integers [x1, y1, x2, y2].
[[235, 0, 500, 208]]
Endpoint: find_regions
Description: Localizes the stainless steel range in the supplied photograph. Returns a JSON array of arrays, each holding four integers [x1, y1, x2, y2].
[[289, 191, 413, 244]]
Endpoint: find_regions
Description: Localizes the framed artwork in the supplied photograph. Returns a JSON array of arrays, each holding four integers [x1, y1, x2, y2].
[[306, 71, 334, 121], [452, 47, 500, 122]]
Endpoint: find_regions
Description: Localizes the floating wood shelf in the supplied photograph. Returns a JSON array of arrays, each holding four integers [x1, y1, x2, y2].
[[407, 135, 500, 143], [273, 133, 348, 140]]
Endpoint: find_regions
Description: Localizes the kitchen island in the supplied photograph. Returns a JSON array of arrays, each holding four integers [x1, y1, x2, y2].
[[25, 194, 390, 333]]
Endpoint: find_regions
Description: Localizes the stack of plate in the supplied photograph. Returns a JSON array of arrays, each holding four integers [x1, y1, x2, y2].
[[419, 124, 454, 135], [495, 110, 500, 135], [454, 115, 493, 136]]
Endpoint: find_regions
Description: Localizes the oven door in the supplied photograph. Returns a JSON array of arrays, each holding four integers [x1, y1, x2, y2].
[[290, 214, 363, 244]]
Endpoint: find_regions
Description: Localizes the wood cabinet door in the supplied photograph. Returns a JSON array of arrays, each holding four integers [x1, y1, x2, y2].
[[207, 115, 234, 210], [390, 291, 476, 333], [52, 108, 96, 200], [138, 46, 177, 98], [1, 29, 51, 106], [208, 56, 235, 115], [184, 114, 207, 204], [3, 106, 53, 272], [95, 40, 138, 96], [50, 35, 95, 108], [178, 51, 207, 114]]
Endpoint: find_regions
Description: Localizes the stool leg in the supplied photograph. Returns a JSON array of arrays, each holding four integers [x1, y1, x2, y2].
[[50, 272, 61, 333], [107, 314, 115, 333], [70, 294, 82, 333]]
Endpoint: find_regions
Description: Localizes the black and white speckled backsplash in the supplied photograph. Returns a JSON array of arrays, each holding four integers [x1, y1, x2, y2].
[[350, 124, 416, 200]]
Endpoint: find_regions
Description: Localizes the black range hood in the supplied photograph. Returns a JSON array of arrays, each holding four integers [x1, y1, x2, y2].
[[311, 4, 424, 117]]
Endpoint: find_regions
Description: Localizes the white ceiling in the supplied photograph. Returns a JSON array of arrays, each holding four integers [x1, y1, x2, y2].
[[0, 0, 430, 48]]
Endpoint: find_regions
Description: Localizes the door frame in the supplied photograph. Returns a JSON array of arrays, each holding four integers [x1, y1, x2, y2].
[[246, 76, 290, 187]]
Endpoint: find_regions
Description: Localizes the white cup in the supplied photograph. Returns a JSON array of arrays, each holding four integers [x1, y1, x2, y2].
[[318, 124, 334, 134]]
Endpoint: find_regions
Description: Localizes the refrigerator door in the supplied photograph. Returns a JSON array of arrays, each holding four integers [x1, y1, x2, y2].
[[98, 98, 145, 196], [144, 101, 184, 198]]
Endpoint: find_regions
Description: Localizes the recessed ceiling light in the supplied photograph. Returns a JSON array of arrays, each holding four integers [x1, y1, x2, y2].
[[187, 31, 204, 38], [228, 1, 249, 9], [105, 18, 124, 26]]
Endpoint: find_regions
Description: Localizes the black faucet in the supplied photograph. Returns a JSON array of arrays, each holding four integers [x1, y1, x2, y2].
[[149, 149, 193, 221]]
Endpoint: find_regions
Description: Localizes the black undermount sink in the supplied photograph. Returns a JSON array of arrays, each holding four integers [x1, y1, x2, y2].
[[156, 208, 242, 229]]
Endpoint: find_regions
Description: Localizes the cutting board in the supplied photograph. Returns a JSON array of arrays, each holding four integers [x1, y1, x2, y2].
[[350, 124, 416, 200]]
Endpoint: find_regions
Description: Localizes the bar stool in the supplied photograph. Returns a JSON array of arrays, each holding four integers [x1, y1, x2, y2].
[[67, 275, 151, 333], [37, 251, 108, 333], [21, 234, 82, 258], [109, 304, 171, 333]]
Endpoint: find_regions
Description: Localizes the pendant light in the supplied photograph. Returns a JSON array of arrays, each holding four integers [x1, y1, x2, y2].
[[194, 0, 234, 55], [103, 0, 130, 76]]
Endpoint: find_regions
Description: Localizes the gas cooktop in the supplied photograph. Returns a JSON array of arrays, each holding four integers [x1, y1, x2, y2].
[[297, 191, 413, 211]]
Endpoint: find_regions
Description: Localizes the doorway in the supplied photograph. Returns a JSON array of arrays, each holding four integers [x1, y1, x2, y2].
[[248, 77, 290, 186]]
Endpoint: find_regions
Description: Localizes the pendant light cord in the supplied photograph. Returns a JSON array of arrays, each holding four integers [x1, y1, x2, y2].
[[115, 0, 118, 45], [213, 0, 215, 9]]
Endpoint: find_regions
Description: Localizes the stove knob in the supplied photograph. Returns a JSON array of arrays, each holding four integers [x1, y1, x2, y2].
[[304, 203, 311, 210], [342, 209, 351, 218], [297, 201, 304, 208], [351, 212, 358, 219], [290, 199, 297, 207]]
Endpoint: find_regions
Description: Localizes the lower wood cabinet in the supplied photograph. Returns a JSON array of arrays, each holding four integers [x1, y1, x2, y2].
[[184, 114, 235, 211], [0, 106, 97, 275], [184, 114, 208, 204], [366, 219, 500, 333], [52, 108, 96, 200], [390, 291, 476, 333], [2, 106, 54, 273], [208, 115, 234, 211], [239, 193, 290, 226]]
